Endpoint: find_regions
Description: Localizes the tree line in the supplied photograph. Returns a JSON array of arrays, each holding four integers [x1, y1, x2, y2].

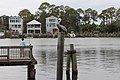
[[0, 2, 120, 34]]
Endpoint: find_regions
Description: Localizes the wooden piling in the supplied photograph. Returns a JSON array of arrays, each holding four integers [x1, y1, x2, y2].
[[66, 44, 78, 80], [28, 45, 37, 80], [28, 64, 36, 80], [72, 53, 78, 80], [7, 47, 9, 61], [56, 32, 65, 80], [66, 51, 71, 80]]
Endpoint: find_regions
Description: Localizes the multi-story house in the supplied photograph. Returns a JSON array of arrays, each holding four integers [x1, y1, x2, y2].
[[46, 16, 58, 34], [9, 16, 23, 34], [27, 20, 41, 35]]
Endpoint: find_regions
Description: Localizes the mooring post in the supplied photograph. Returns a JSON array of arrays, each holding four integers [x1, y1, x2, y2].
[[66, 50, 71, 80], [71, 44, 78, 80], [56, 32, 65, 80], [66, 44, 78, 80]]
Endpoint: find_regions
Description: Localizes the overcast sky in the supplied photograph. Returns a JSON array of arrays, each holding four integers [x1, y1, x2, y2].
[[0, 0, 120, 16]]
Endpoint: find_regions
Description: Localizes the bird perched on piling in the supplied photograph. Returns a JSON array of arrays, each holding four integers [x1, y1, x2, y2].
[[57, 18, 67, 33]]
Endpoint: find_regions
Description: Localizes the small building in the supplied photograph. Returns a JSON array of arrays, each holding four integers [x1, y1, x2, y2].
[[27, 20, 41, 35], [9, 16, 23, 34], [46, 16, 59, 34]]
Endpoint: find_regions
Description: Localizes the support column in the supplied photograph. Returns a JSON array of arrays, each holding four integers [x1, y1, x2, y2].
[[28, 64, 36, 80]]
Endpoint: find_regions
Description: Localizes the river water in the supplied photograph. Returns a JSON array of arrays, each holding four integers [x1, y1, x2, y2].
[[0, 38, 120, 80]]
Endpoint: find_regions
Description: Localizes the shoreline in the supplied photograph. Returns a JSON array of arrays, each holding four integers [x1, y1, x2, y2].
[[1, 32, 120, 39]]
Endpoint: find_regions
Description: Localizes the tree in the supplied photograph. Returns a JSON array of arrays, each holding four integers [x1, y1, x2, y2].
[[99, 7, 116, 25], [82, 8, 98, 24], [116, 8, 120, 20], [38, 2, 51, 13], [77, 8, 84, 25], [81, 24, 96, 33], [49, 5, 65, 17], [18, 9, 34, 33], [64, 6, 80, 32], [83, 8, 93, 24], [99, 10, 106, 25], [0, 15, 9, 31], [98, 7, 117, 33], [91, 10, 98, 24], [106, 7, 116, 24], [35, 2, 51, 33]]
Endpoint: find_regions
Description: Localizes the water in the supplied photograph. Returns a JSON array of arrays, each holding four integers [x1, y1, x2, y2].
[[0, 38, 120, 80]]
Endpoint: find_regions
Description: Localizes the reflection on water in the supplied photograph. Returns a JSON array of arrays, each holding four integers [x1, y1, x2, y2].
[[34, 47, 57, 80], [0, 38, 120, 80], [77, 48, 120, 80]]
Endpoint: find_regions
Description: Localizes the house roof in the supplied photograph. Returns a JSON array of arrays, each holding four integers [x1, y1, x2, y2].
[[27, 20, 41, 25], [46, 15, 58, 19]]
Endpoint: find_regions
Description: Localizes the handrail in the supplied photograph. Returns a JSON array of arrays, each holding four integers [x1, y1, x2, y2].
[[0, 46, 32, 48], [0, 45, 34, 61]]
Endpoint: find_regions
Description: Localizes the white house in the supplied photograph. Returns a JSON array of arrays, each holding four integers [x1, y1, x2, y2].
[[46, 16, 59, 34], [9, 16, 23, 34], [27, 20, 41, 35]]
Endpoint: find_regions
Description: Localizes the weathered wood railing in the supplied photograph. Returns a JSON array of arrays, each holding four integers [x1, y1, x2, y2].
[[0, 45, 37, 80], [0, 46, 33, 61]]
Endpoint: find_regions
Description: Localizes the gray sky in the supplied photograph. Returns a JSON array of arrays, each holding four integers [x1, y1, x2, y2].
[[0, 0, 120, 16]]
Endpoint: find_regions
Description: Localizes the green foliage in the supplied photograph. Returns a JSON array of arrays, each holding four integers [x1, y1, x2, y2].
[[80, 24, 96, 33], [38, 11, 48, 33], [18, 9, 34, 33], [18, 2, 120, 34], [1, 2, 120, 35]]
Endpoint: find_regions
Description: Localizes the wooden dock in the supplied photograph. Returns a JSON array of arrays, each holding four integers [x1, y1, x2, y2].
[[0, 45, 37, 80]]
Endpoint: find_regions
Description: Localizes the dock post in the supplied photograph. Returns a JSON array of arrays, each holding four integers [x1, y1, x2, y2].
[[28, 64, 36, 80], [66, 44, 78, 80], [28, 45, 37, 80], [56, 32, 65, 80], [7, 47, 9, 61], [71, 44, 78, 80], [66, 50, 71, 80]]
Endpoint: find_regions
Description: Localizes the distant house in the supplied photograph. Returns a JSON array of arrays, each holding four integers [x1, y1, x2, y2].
[[46, 16, 58, 34], [27, 20, 41, 35], [9, 16, 23, 34]]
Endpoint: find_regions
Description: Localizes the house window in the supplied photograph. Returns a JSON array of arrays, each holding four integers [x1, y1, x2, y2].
[[35, 24, 40, 28], [50, 23, 55, 27], [35, 30, 40, 33], [11, 20, 15, 23], [18, 25, 21, 28], [15, 25, 17, 28], [31, 25, 34, 28], [13, 30, 15, 32], [16, 20, 19, 23], [28, 25, 30, 28], [47, 24, 48, 27], [49, 19, 56, 22], [12, 25, 14, 28]]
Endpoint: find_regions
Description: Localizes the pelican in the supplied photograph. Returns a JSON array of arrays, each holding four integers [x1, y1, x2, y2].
[[57, 18, 67, 33]]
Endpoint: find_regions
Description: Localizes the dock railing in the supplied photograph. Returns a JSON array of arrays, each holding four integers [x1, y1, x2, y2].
[[0, 45, 37, 80], [0, 45, 34, 61]]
